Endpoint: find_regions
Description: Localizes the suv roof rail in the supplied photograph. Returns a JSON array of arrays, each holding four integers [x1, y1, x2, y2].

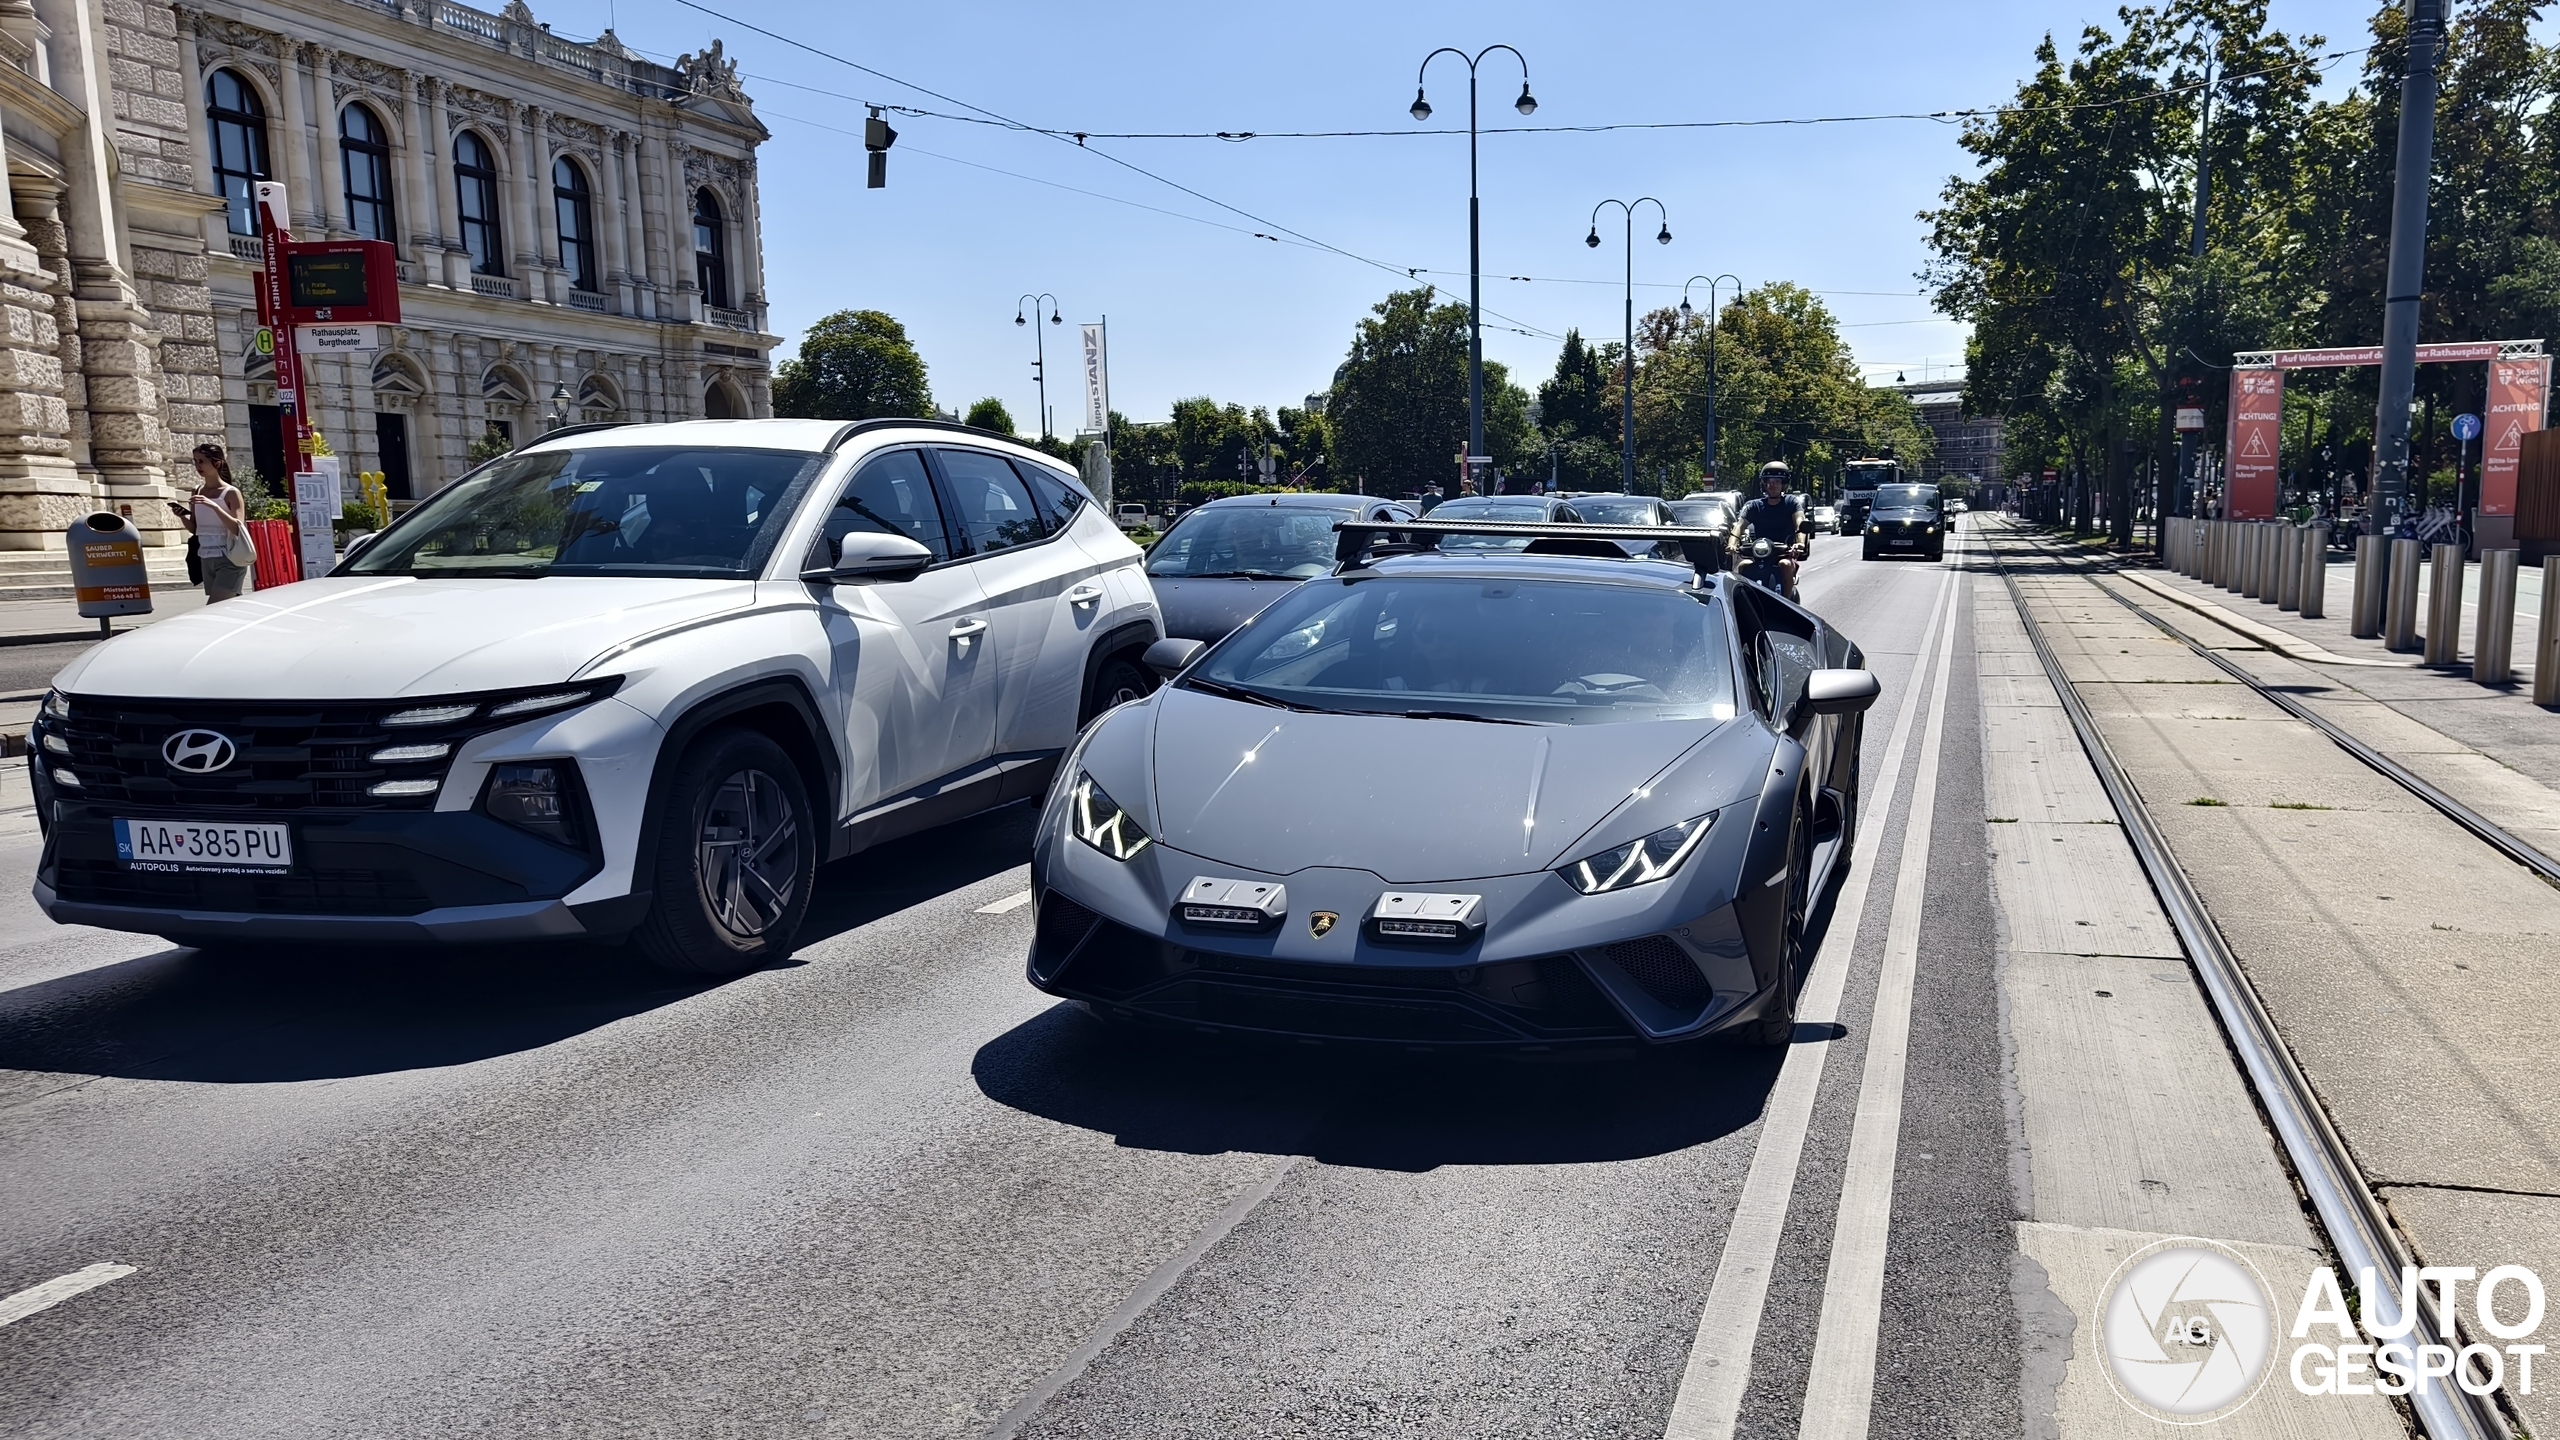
[[514, 421, 632, 451], [822, 416, 1051, 453], [1332, 518, 1729, 583]]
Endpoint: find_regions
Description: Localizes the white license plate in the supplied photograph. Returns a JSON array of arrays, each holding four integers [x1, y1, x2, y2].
[[114, 817, 293, 872], [1890, 536, 1917, 546]]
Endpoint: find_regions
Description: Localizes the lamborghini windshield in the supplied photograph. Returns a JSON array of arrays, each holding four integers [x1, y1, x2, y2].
[[1187, 575, 1736, 726], [349, 445, 826, 579]]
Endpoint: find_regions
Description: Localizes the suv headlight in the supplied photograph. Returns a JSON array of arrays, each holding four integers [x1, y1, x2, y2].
[[1559, 814, 1713, 894], [1068, 772, 1151, 860]]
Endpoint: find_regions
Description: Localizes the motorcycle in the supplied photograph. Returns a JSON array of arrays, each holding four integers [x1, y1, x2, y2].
[[1737, 536, 1798, 600]]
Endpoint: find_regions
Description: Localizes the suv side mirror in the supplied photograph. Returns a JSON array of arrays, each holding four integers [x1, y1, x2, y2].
[[802, 531, 933, 584], [1144, 637, 1206, 680], [1801, 668, 1881, 716]]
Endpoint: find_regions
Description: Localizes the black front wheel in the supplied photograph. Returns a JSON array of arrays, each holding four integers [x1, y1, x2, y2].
[[1083, 653, 1155, 726], [1735, 796, 1814, 1048], [634, 728, 816, 978]]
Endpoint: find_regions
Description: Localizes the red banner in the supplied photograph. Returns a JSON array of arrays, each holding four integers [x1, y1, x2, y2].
[[2479, 357, 2549, 518], [2225, 368, 2283, 519]]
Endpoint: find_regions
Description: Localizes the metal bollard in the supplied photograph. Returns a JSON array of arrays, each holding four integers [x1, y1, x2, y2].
[[2474, 549, 2517, 684], [2537, 557, 2560, 707], [2226, 523, 2246, 593], [2300, 524, 2328, 619], [2242, 524, 2265, 599], [2277, 526, 2303, 611], [2207, 522, 2222, 584], [2385, 538, 2422, 650], [2423, 542, 2465, 665], [2257, 524, 2279, 601], [2353, 534, 2386, 638]]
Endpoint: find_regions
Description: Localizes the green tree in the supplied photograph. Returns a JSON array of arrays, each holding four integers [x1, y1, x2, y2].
[[1329, 287, 1535, 493], [771, 310, 932, 421], [1537, 329, 1614, 443], [1633, 284, 1930, 494], [963, 397, 1015, 434]]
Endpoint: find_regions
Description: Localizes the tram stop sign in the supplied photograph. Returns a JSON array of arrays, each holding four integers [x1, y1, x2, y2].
[[65, 511, 152, 621], [2452, 413, 2482, 443]]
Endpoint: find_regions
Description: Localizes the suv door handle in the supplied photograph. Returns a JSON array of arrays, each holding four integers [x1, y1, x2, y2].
[[948, 617, 989, 643], [1066, 583, 1103, 607]]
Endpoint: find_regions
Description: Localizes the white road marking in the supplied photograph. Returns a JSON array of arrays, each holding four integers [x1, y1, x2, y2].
[[1796, 530, 1967, 1440], [975, 890, 1035, 915], [1662, 562, 1959, 1440], [0, 1263, 136, 1328]]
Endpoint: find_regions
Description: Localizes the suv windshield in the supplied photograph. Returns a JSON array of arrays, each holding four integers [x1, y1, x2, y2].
[[1874, 485, 1939, 511], [1187, 576, 1736, 727], [350, 445, 826, 579], [1146, 504, 1344, 580]]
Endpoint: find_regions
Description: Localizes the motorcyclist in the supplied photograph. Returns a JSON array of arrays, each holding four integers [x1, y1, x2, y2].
[[1733, 461, 1807, 593]]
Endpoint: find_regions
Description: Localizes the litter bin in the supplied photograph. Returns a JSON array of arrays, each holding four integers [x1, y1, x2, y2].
[[64, 511, 152, 635]]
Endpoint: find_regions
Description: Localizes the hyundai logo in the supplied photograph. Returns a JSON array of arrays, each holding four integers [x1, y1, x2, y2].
[[161, 728, 238, 774]]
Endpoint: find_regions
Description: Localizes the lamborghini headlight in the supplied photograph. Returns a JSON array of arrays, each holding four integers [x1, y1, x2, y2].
[[1559, 814, 1714, 894], [1068, 772, 1151, 861]]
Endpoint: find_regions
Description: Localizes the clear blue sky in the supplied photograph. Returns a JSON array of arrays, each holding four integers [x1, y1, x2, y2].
[[541, 0, 2406, 432]]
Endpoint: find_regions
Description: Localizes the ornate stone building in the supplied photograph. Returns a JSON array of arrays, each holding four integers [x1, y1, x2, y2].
[[0, 0, 774, 554]]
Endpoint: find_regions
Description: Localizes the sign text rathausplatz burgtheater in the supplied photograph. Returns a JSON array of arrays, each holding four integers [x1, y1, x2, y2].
[[2224, 341, 2549, 536]]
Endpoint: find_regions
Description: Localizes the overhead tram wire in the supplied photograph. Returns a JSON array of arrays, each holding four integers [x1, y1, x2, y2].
[[671, 0, 1564, 343], [752, 107, 1564, 340], [707, 43, 2369, 145]]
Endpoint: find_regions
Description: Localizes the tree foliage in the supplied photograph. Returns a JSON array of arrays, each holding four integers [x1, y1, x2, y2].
[[1329, 287, 1536, 492], [963, 397, 1015, 435], [771, 310, 932, 421], [1928, 0, 2560, 535], [1634, 284, 1932, 493]]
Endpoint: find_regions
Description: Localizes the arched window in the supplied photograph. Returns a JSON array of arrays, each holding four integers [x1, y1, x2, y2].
[[553, 157, 598, 293], [454, 130, 504, 276], [692, 187, 729, 310], [206, 69, 269, 237], [341, 103, 396, 242]]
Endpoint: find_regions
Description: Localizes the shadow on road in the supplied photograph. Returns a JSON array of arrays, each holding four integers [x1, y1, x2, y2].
[[972, 1006, 1784, 1173], [0, 805, 1039, 1085]]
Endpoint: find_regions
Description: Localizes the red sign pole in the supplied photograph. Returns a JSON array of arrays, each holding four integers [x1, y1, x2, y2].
[[2225, 368, 2284, 519], [253, 182, 310, 579]]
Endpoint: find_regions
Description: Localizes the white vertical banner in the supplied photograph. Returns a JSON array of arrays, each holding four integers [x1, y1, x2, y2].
[[1080, 322, 1109, 436]]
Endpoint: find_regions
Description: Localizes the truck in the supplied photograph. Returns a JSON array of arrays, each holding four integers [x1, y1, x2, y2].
[[1838, 457, 1903, 538]]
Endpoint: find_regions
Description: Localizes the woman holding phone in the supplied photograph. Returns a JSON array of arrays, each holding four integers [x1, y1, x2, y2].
[[171, 442, 255, 600]]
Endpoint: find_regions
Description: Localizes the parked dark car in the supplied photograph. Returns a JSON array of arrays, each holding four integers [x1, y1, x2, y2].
[[1146, 492, 1417, 643]]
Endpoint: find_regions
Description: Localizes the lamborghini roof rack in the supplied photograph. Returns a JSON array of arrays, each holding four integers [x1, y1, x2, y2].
[[1331, 519, 1728, 582]]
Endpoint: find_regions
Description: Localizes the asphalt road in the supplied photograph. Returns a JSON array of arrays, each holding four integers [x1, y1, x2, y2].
[[0, 534, 2020, 1438]]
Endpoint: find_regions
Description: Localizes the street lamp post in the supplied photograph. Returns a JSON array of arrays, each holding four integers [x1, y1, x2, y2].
[[1587, 197, 1670, 492], [1014, 293, 1062, 441], [1678, 273, 1740, 487], [1412, 45, 1535, 489]]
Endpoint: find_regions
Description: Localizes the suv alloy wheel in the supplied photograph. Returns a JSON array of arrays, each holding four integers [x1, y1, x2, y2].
[[635, 727, 816, 977]]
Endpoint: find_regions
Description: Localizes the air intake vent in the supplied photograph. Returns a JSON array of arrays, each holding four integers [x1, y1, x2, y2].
[[1603, 935, 1708, 1010], [1031, 891, 1102, 981]]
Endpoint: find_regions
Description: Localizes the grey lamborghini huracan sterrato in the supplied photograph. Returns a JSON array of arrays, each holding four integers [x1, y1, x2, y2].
[[1024, 520, 1880, 1050]]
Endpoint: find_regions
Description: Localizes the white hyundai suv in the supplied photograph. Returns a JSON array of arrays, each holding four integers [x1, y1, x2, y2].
[[30, 418, 1162, 975]]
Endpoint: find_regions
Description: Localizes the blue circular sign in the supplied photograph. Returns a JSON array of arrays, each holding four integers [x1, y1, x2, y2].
[[2452, 413, 2483, 442]]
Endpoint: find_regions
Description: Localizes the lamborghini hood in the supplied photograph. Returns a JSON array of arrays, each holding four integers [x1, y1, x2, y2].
[[1143, 686, 1742, 882]]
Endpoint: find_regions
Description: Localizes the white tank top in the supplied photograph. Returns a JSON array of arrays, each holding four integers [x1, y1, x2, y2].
[[194, 495, 230, 559]]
